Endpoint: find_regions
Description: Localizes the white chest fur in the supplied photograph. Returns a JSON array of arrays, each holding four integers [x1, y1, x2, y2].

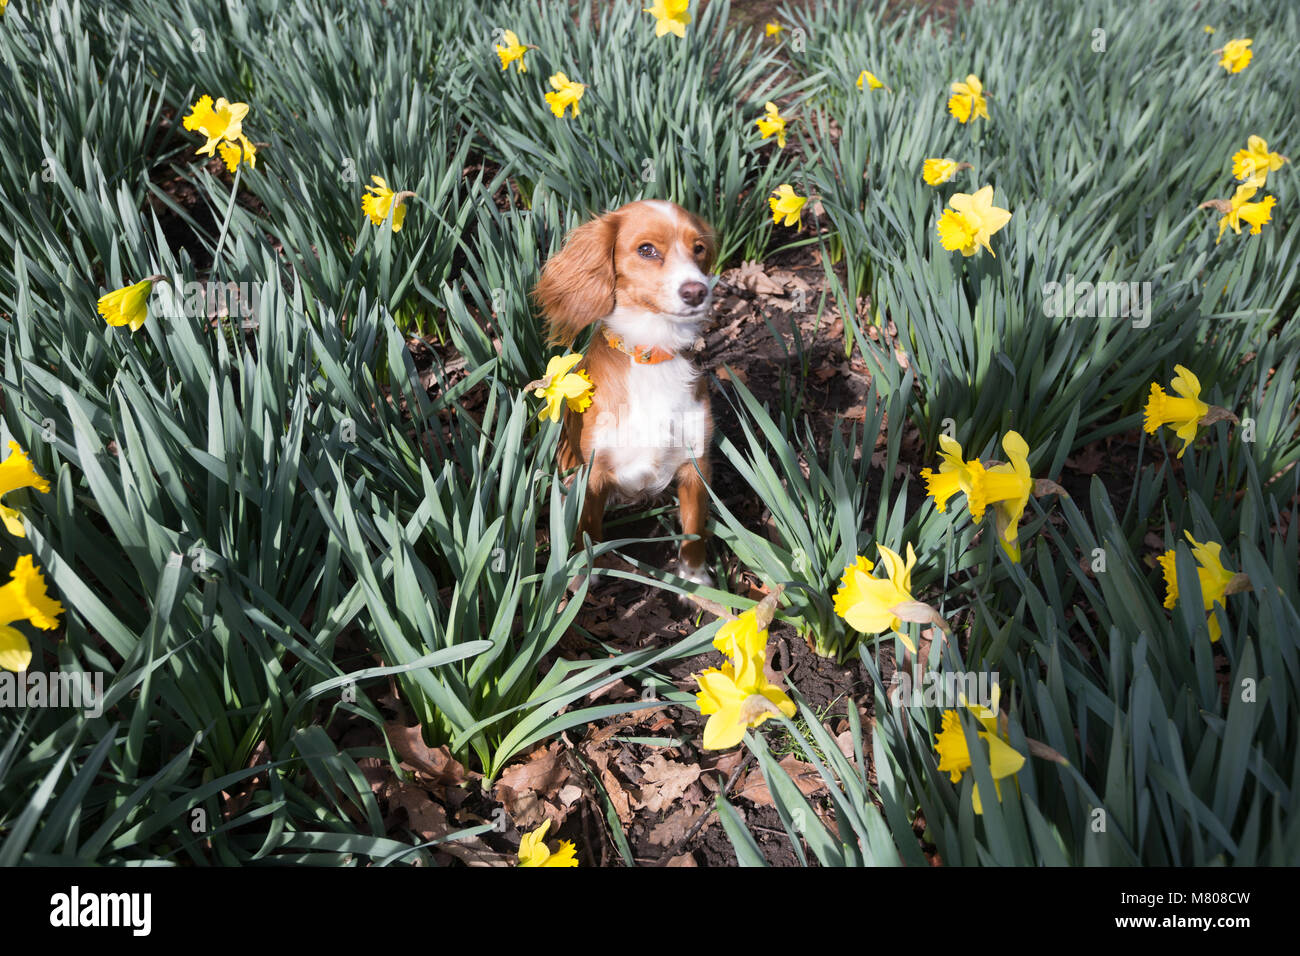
[[591, 357, 709, 499]]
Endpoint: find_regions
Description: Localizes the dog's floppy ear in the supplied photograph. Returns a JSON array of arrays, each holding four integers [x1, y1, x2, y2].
[[532, 211, 620, 346]]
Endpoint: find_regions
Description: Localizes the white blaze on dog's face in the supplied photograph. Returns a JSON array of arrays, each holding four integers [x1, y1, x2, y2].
[[605, 200, 716, 349]]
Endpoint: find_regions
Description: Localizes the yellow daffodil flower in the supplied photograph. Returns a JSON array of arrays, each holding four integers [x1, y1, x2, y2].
[[967, 431, 1034, 562], [1158, 531, 1239, 642], [936, 184, 1011, 257], [1217, 38, 1252, 73], [495, 29, 531, 72], [517, 820, 579, 866], [947, 74, 989, 124], [1232, 135, 1288, 187], [769, 184, 806, 228], [754, 101, 787, 148], [1204, 26, 1216, 34], [216, 134, 256, 173], [711, 606, 768, 667], [694, 655, 796, 750], [921, 434, 980, 512], [933, 687, 1024, 814], [833, 543, 922, 651], [544, 72, 586, 118], [362, 176, 410, 232], [0, 442, 50, 538], [644, 0, 691, 39], [1202, 183, 1276, 243], [532, 354, 594, 423], [923, 158, 967, 186], [765, 22, 783, 38], [97, 277, 161, 332], [1143, 365, 1210, 457], [182, 95, 250, 158], [856, 70, 885, 90], [0, 555, 65, 673]]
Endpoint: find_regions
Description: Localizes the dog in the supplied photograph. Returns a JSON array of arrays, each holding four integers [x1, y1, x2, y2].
[[532, 199, 716, 587]]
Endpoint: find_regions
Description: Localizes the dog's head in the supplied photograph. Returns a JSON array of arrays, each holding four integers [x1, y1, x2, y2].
[[533, 199, 716, 346]]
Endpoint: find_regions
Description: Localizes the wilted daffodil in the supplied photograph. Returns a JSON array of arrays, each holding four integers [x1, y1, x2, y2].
[[1158, 531, 1249, 642], [495, 29, 533, 73], [644, 0, 691, 39], [933, 687, 1025, 815], [1217, 37, 1252, 73], [834, 543, 949, 655], [0, 555, 65, 673], [0, 442, 50, 538], [922, 158, 969, 186], [1232, 136, 1288, 187], [544, 72, 586, 118], [921, 434, 978, 512], [936, 185, 1011, 257], [97, 275, 165, 332], [947, 74, 989, 124], [362, 176, 413, 232], [769, 184, 806, 228], [967, 431, 1035, 562], [527, 354, 594, 423], [182, 96, 249, 160], [754, 101, 788, 148], [517, 820, 578, 867], [856, 70, 885, 91], [1143, 365, 1237, 457], [1201, 183, 1277, 243]]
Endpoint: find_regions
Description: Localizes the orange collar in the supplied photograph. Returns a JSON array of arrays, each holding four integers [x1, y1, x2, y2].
[[602, 328, 677, 365]]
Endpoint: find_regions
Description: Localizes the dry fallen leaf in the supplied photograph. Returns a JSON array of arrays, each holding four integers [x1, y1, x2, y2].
[[384, 723, 472, 786], [632, 754, 702, 814]]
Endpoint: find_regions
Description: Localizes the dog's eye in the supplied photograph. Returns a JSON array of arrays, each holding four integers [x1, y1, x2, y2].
[[637, 243, 659, 259], [693, 242, 707, 258]]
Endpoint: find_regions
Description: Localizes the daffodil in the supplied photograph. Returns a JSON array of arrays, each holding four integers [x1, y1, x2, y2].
[[531, 354, 594, 423], [1143, 365, 1210, 457], [765, 22, 783, 39], [0, 442, 50, 538], [922, 158, 968, 186], [216, 134, 256, 173], [544, 72, 585, 118], [694, 656, 796, 750], [97, 276, 163, 332], [936, 184, 1011, 257], [933, 687, 1024, 814], [1217, 38, 1252, 73], [1201, 183, 1276, 244], [644, 0, 691, 39], [0, 555, 65, 673], [1232, 135, 1288, 187], [966, 431, 1034, 562], [711, 606, 769, 666], [1204, 26, 1216, 34], [769, 184, 806, 228], [856, 70, 885, 91], [362, 176, 411, 232], [947, 74, 989, 124], [517, 820, 579, 866], [754, 101, 787, 148], [1158, 532, 1241, 642], [833, 543, 928, 652], [182, 95, 250, 158], [921, 434, 978, 512], [495, 29, 531, 72]]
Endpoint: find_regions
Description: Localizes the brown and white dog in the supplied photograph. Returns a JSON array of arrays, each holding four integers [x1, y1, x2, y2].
[[532, 200, 716, 586]]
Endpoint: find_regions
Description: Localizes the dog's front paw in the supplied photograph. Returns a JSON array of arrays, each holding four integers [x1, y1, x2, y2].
[[677, 560, 714, 588]]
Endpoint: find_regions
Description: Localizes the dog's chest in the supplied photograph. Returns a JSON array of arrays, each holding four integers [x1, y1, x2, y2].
[[592, 358, 709, 498]]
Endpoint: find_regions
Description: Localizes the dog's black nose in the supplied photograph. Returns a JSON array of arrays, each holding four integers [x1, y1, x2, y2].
[[679, 281, 708, 307]]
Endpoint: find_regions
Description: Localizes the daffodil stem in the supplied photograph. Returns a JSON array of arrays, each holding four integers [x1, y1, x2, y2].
[[211, 164, 242, 283]]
